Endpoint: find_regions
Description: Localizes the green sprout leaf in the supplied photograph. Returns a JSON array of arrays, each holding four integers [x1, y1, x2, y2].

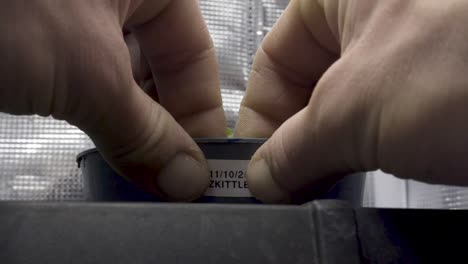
[[226, 127, 233, 138]]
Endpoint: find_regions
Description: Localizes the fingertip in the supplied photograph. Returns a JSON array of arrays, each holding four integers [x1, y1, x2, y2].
[[157, 152, 210, 202], [247, 158, 291, 204]]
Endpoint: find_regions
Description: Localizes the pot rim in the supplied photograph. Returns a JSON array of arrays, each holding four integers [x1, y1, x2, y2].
[[76, 137, 267, 164]]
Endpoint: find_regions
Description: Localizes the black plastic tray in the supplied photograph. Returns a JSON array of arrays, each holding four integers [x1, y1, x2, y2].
[[1, 200, 466, 263]]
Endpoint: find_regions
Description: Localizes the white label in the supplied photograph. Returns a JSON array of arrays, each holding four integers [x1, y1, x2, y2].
[[204, 159, 252, 197]]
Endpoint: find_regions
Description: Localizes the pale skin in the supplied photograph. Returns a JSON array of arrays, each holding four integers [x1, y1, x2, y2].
[[2, 0, 468, 203]]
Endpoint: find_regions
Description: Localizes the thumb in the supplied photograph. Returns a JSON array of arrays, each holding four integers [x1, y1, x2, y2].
[[70, 0, 224, 202], [80, 81, 209, 202], [246, 60, 368, 204], [238, 0, 361, 203]]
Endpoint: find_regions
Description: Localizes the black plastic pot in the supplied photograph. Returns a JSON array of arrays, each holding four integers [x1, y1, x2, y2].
[[77, 138, 365, 206]]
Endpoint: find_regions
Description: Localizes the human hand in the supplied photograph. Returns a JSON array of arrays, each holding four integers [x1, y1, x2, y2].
[[0, 0, 226, 201], [236, 0, 468, 203]]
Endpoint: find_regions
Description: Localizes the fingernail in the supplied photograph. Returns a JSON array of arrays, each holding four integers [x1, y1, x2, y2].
[[156, 153, 210, 202], [247, 158, 289, 203]]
